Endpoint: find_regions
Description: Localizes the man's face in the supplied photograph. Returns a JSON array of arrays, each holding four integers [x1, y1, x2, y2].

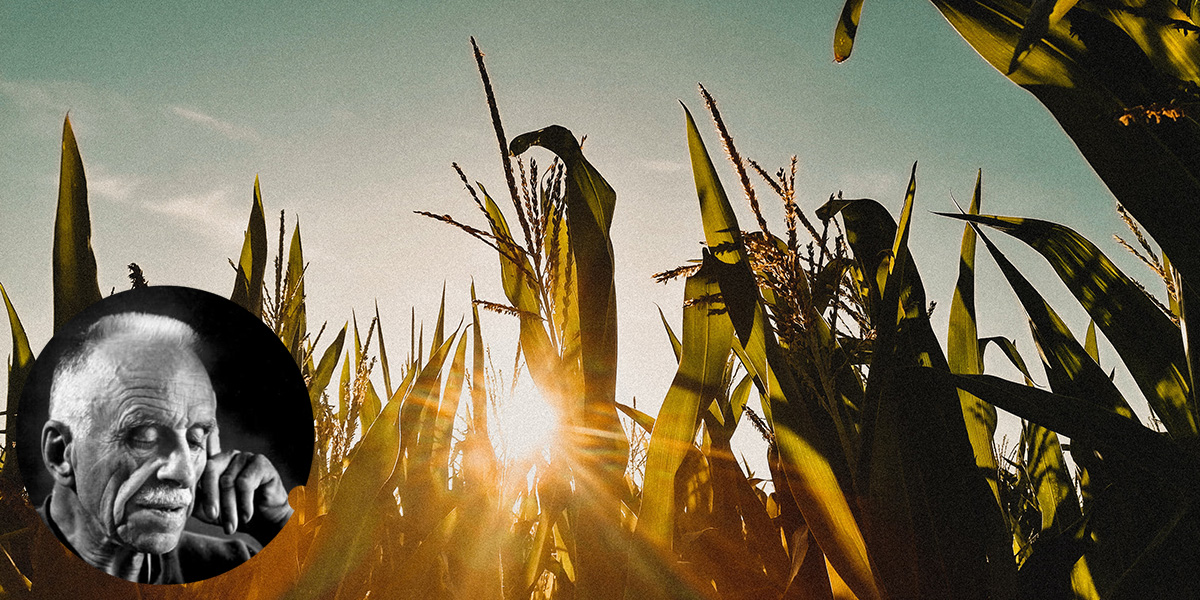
[[68, 336, 216, 554]]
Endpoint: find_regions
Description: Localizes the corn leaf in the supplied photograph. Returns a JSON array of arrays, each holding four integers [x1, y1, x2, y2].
[[231, 176, 268, 318], [399, 329, 461, 488], [943, 212, 1194, 437], [935, 371, 1197, 486], [616, 401, 656, 434], [377, 300, 393, 399], [638, 254, 734, 551], [1, 284, 33, 483], [361, 378, 382, 432], [1020, 422, 1082, 536], [308, 323, 348, 409], [833, 0, 866, 62], [280, 223, 307, 362], [512, 125, 627, 600], [338, 348, 352, 424], [470, 282, 490, 436], [0, 543, 30, 598], [947, 172, 1001, 504], [289, 394, 403, 598], [52, 116, 102, 332], [658, 305, 683, 364], [511, 125, 626, 475], [980, 336, 1036, 386], [433, 283, 447, 357], [930, 367, 1200, 597], [971, 226, 1137, 421], [431, 330, 470, 485]]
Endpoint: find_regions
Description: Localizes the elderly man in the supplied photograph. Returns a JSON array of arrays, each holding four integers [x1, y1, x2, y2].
[[37, 312, 293, 583]]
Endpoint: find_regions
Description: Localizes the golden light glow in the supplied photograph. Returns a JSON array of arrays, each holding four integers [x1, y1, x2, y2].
[[494, 375, 560, 462]]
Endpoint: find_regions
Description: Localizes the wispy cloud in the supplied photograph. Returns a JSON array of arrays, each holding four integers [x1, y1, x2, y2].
[[645, 159, 686, 173], [145, 187, 245, 239], [0, 77, 142, 134], [170, 106, 262, 143], [89, 173, 144, 202]]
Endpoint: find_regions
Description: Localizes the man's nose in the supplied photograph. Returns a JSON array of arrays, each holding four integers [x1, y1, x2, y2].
[[157, 436, 197, 486]]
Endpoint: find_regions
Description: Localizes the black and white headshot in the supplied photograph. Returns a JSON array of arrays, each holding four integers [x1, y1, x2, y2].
[[16, 286, 313, 584]]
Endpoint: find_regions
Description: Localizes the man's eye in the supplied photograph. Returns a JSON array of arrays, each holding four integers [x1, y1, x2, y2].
[[187, 430, 209, 451], [127, 426, 159, 449]]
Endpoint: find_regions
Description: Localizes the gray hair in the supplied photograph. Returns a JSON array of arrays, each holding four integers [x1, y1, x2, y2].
[[49, 312, 202, 439]]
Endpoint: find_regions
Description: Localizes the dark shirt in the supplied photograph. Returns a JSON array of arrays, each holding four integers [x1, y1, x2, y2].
[[37, 495, 261, 583]]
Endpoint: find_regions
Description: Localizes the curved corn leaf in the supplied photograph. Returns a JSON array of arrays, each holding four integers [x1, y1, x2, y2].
[[53, 116, 102, 332], [511, 125, 627, 600], [616, 401, 655, 435], [972, 225, 1137, 421], [934, 370, 1197, 485], [231, 176, 268, 318], [510, 125, 626, 473], [980, 336, 1037, 386], [948, 172, 1002, 503], [816, 195, 927, 327], [638, 254, 734, 551], [482, 188, 570, 407], [470, 282, 491, 437], [376, 300, 392, 399], [430, 330, 469, 485], [833, 0, 866, 62], [2, 284, 33, 485], [308, 323, 348, 409], [280, 223, 307, 362], [683, 103, 880, 600], [657, 305, 683, 364], [942, 212, 1194, 437], [289, 394, 403, 598]]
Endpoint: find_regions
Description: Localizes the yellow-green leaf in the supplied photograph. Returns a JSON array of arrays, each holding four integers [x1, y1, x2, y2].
[[637, 255, 734, 550], [231, 176, 268, 318], [943, 212, 1193, 437], [53, 116, 102, 332]]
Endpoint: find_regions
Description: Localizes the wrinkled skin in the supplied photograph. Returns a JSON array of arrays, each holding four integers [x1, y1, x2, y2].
[[42, 332, 292, 580]]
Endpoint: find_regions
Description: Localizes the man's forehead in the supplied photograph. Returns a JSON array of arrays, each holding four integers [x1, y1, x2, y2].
[[85, 335, 217, 421], [115, 400, 217, 428]]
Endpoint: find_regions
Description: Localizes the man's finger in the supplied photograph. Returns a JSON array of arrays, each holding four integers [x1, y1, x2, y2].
[[207, 423, 222, 457], [234, 459, 260, 526], [218, 451, 247, 535], [196, 450, 229, 523]]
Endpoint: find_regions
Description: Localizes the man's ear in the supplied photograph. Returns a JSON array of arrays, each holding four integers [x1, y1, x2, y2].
[[42, 421, 74, 486]]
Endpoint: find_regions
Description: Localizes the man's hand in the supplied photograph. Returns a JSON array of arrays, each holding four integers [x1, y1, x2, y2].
[[193, 429, 293, 544]]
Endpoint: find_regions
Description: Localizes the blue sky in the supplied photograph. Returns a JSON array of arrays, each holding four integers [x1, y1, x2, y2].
[[0, 1, 1161, 471]]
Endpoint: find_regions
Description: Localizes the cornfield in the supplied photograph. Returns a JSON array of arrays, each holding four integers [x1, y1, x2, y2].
[[3, 1, 1200, 598]]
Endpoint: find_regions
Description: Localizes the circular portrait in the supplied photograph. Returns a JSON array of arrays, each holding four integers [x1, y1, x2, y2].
[[14, 286, 313, 584]]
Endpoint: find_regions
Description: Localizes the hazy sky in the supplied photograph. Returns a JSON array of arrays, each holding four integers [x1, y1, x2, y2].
[[0, 2, 1161, 472]]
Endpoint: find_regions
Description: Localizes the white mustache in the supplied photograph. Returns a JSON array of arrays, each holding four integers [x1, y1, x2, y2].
[[133, 487, 192, 508]]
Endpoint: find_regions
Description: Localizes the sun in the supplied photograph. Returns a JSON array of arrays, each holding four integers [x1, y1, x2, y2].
[[494, 375, 560, 462]]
